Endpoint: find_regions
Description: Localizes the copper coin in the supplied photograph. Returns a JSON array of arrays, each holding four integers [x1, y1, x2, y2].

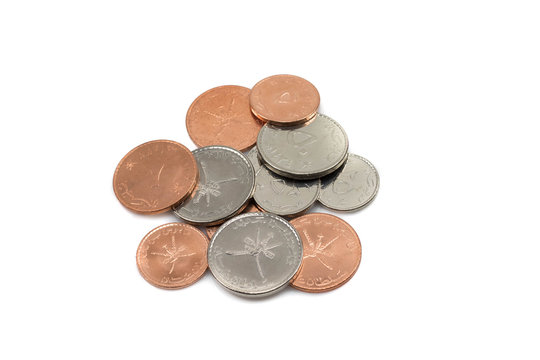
[[186, 85, 263, 151], [136, 223, 208, 289], [205, 201, 262, 239], [113, 140, 198, 214], [250, 74, 320, 125], [290, 213, 362, 292]]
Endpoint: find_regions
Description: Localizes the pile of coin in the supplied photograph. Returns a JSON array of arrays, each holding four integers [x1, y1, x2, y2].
[[113, 74, 379, 297]]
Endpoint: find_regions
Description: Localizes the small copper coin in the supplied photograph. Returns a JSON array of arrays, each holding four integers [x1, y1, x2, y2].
[[250, 74, 320, 125], [290, 213, 362, 293], [205, 201, 262, 239], [186, 85, 263, 151], [136, 223, 208, 289], [113, 140, 198, 214]]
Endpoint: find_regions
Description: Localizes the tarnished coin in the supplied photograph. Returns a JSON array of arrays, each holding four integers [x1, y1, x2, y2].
[[257, 113, 349, 180], [245, 146, 262, 173], [136, 223, 208, 289], [319, 154, 379, 211], [253, 166, 320, 217], [205, 201, 262, 239], [186, 85, 263, 151], [208, 212, 303, 297], [250, 74, 320, 125], [290, 213, 361, 293], [173, 146, 255, 225], [113, 140, 198, 214]]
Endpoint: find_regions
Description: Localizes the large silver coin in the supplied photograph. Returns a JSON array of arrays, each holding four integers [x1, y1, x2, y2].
[[173, 146, 255, 225], [257, 113, 349, 180], [319, 154, 379, 211], [245, 146, 262, 173], [253, 166, 320, 217], [208, 212, 303, 297]]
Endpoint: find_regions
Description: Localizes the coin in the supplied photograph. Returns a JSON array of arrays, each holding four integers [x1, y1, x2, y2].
[[205, 201, 262, 239], [173, 146, 255, 225], [290, 213, 361, 292], [250, 74, 320, 125], [253, 166, 320, 217], [113, 140, 198, 214], [186, 85, 263, 151], [319, 154, 379, 211], [245, 146, 262, 173], [136, 223, 208, 289], [208, 212, 303, 297], [257, 113, 349, 180]]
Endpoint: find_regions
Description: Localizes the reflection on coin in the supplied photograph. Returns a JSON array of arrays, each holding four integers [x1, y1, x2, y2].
[[290, 213, 361, 293], [173, 146, 255, 225], [245, 146, 262, 173], [186, 85, 263, 151], [205, 201, 262, 239], [136, 223, 208, 289], [250, 74, 320, 125], [113, 140, 198, 214], [253, 166, 320, 217], [257, 113, 349, 180], [319, 154, 379, 211], [208, 213, 303, 297]]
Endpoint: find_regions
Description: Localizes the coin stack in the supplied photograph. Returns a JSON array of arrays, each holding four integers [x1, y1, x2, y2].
[[113, 74, 379, 297]]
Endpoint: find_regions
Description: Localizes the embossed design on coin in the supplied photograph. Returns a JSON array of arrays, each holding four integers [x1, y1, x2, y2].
[[250, 74, 320, 125], [186, 86, 263, 151], [257, 113, 349, 180], [245, 146, 262, 173], [113, 140, 198, 214], [208, 213, 303, 297], [173, 146, 255, 225], [319, 154, 379, 211], [290, 213, 361, 293], [253, 166, 320, 216], [205, 201, 261, 239], [136, 223, 208, 289]]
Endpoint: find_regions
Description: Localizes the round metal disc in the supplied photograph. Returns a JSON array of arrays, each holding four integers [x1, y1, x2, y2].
[[245, 146, 262, 173]]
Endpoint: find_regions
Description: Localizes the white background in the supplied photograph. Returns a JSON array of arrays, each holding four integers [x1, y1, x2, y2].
[[1, 1, 539, 359]]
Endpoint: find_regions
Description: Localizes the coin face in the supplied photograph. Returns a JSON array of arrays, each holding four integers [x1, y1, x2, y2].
[[250, 74, 320, 125], [245, 146, 262, 173], [186, 85, 263, 151], [319, 154, 379, 211], [208, 212, 303, 297], [113, 140, 198, 214], [253, 166, 320, 217], [173, 146, 255, 225], [136, 223, 208, 289], [205, 201, 262, 239], [290, 213, 361, 292], [257, 113, 349, 180]]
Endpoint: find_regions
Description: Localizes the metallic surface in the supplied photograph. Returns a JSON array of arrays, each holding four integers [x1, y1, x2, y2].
[[136, 223, 208, 289], [290, 213, 362, 292], [205, 201, 261, 239], [173, 146, 255, 225], [208, 212, 303, 297], [186, 85, 263, 151], [250, 74, 320, 125], [257, 113, 349, 180], [319, 154, 379, 211], [113, 140, 198, 214], [245, 146, 262, 173], [253, 166, 320, 217]]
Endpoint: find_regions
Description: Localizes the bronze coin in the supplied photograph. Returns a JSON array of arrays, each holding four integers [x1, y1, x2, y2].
[[136, 223, 208, 289], [205, 201, 262, 239], [186, 85, 263, 151], [113, 140, 198, 214], [250, 74, 320, 125], [290, 213, 362, 292]]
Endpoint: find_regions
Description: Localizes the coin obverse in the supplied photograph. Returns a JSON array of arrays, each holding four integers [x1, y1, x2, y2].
[[208, 212, 303, 297]]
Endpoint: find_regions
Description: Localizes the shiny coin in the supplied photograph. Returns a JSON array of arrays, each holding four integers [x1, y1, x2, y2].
[[113, 140, 198, 214], [245, 146, 262, 173], [250, 74, 320, 126], [319, 154, 379, 211], [208, 212, 303, 297], [290, 213, 361, 293], [253, 166, 320, 217], [205, 201, 262, 239], [186, 85, 263, 151], [136, 223, 208, 289], [257, 113, 349, 180], [173, 146, 255, 225]]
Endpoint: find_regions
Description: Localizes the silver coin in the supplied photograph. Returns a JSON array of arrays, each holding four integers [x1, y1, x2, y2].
[[257, 113, 349, 180], [208, 212, 303, 297], [319, 153, 379, 211], [253, 166, 320, 217], [173, 146, 255, 225], [245, 146, 262, 173]]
